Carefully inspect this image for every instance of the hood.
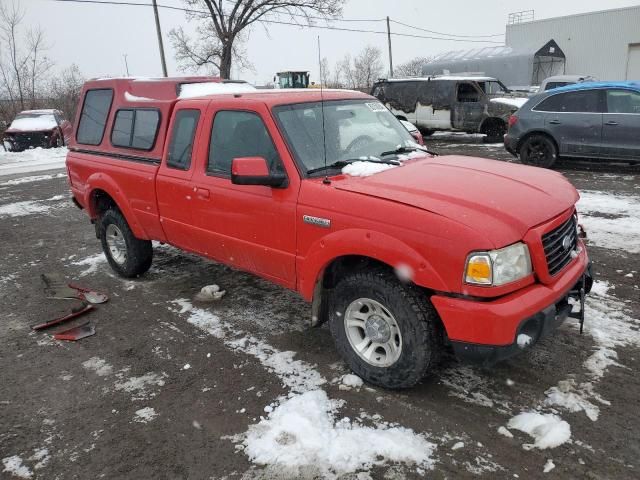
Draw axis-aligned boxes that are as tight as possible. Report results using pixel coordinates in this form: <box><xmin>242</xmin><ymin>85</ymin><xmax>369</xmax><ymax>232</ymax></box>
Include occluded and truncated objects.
<box><xmin>489</xmin><ymin>97</ymin><xmax>528</xmax><ymax>110</ymax></box>
<box><xmin>334</xmin><ymin>156</ymin><xmax>578</xmax><ymax>247</ymax></box>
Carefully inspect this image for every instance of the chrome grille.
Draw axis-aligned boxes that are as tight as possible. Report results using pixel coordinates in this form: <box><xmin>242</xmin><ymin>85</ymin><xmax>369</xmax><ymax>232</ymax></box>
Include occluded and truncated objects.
<box><xmin>542</xmin><ymin>215</ymin><xmax>578</xmax><ymax>276</ymax></box>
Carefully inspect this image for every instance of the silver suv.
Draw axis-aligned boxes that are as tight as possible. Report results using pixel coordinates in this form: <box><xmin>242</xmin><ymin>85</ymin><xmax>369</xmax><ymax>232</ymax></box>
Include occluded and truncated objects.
<box><xmin>505</xmin><ymin>82</ymin><xmax>640</xmax><ymax>168</ymax></box>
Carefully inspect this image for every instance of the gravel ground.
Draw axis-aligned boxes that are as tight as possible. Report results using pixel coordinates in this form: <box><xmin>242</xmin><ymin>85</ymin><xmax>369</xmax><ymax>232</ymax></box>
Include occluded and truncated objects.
<box><xmin>1</xmin><ymin>139</ymin><xmax>639</xmax><ymax>479</ymax></box>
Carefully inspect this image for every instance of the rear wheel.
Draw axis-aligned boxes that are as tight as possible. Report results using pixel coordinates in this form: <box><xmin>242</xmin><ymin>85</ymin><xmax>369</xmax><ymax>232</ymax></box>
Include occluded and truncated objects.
<box><xmin>99</xmin><ymin>209</ymin><xmax>152</xmax><ymax>278</ymax></box>
<box><xmin>328</xmin><ymin>270</ymin><xmax>442</xmax><ymax>389</ymax></box>
<box><xmin>482</xmin><ymin>120</ymin><xmax>506</xmax><ymax>143</ymax></box>
<box><xmin>519</xmin><ymin>134</ymin><xmax>558</xmax><ymax>168</ymax></box>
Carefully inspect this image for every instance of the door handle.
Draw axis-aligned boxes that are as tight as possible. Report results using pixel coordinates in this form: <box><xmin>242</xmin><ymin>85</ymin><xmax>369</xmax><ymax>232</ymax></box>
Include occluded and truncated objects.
<box><xmin>548</xmin><ymin>120</ymin><xmax>561</xmax><ymax>125</ymax></box>
<box><xmin>605</xmin><ymin>121</ymin><xmax>619</xmax><ymax>126</ymax></box>
<box><xmin>196</xmin><ymin>187</ymin><xmax>210</xmax><ymax>199</ymax></box>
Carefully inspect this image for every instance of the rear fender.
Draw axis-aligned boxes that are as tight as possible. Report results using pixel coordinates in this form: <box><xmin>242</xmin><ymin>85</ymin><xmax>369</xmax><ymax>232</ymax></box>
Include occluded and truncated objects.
<box><xmin>298</xmin><ymin>228</ymin><xmax>448</xmax><ymax>301</ymax></box>
<box><xmin>84</xmin><ymin>173</ymin><xmax>150</xmax><ymax>240</ymax></box>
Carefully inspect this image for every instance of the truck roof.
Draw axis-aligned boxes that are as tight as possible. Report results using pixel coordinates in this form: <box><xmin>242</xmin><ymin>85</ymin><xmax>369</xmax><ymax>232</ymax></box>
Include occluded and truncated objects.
<box><xmin>178</xmin><ymin>87</ymin><xmax>370</xmax><ymax>105</ymax></box>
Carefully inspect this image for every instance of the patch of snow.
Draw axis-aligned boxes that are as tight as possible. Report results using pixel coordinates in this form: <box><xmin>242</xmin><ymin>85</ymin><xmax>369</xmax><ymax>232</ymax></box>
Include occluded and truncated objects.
<box><xmin>451</xmin><ymin>441</ymin><xmax>464</xmax><ymax>450</ymax></box>
<box><xmin>243</xmin><ymin>390</ymin><xmax>436</xmax><ymax>477</ymax></box>
<box><xmin>124</xmin><ymin>92</ymin><xmax>155</xmax><ymax>102</ymax></box>
<box><xmin>498</xmin><ymin>426</ymin><xmax>513</xmax><ymax>438</ymax></box>
<box><xmin>507</xmin><ymin>412</ymin><xmax>571</xmax><ymax>450</ymax></box>
<box><xmin>543</xmin><ymin>459</ymin><xmax>555</xmax><ymax>473</ymax></box>
<box><xmin>115</xmin><ymin>373</ymin><xmax>166</xmax><ymax>400</ymax></box>
<box><xmin>341</xmin><ymin>161</ymin><xmax>397</xmax><ymax>177</ymax></box>
<box><xmin>0</xmin><ymin>173</ymin><xmax>66</xmax><ymax>186</ymax></box>
<box><xmin>82</xmin><ymin>357</ymin><xmax>113</xmax><ymax>376</ymax></box>
<box><xmin>134</xmin><ymin>407</ymin><xmax>158</xmax><ymax>423</ymax></box>
<box><xmin>0</xmin><ymin>200</ymin><xmax>51</xmax><ymax>217</ymax></box>
<box><xmin>29</xmin><ymin>448</ymin><xmax>49</xmax><ymax>470</ymax></box>
<box><xmin>178</xmin><ymin>82</ymin><xmax>256</xmax><ymax>99</ymax></box>
<box><xmin>394</xmin><ymin>263</ymin><xmax>414</xmax><ymax>283</ymax></box>
<box><xmin>183</xmin><ymin>364</ymin><xmax>191</xmax><ymax>370</ymax></box>
<box><xmin>578</xmin><ymin>191</ymin><xmax>640</xmax><ymax>253</ymax></box>
<box><xmin>543</xmin><ymin>379</ymin><xmax>605</xmax><ymax>422</ymax></box>
<box><xmin>490</xmin><ymin>97</ymin><xmax>528</xmax><ymax>109</ymax></box>
<box><xmin>71</xmin><ymin>253</ymin><xmax>107</xmax><ymax>277</ymax></box>
<box><xmin>517</xmin><ymin>334</ymin><xmax>532</xmax><ymax>348</ymax></box>
<box><xmin>2</xmin><ymin>456</ymin><xmax>32</xmax><ymax>478</ymax></box>
<box><xmin>506</xmin><ymin>379</ymin><xmax>515</xmax><ymax>386</ymax></box>
<box><xmin>9</xmin><ymin>114</ymin><xmax>57</xmax><ymax>131</ymax></box>
<box><xmin>440</xmin><ymin>366</ymin><xmax>511</xmax><ymax>413</ymax></box>
<box><xmin>341</xmin><ymin>374</ymin><xmax>363</xmax><ymax>389</ymax></box>
<box><xmin>0</xmin><ymin>147</ymin><xmax>67</xmax><ymax>176</ymax></box>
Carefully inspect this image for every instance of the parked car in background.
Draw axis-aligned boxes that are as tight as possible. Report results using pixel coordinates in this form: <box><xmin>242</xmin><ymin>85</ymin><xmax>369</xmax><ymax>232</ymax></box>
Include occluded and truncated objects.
<box><xmin>399</xmin><ymin>119</ymin><xmax>424</xmax><ymax>145</ymax></box>
<box><xmin>2</xmin><ymin>109</ymin><xmax>73</xmax><ymax>152</ymax></box>
<box><xmin>539</xmin><ymin>75</ymin><xmax>596</xmax><ymax>92</ymax></box>
<box><xmin>505</xmin><ymin>81</ymin><xmax>640</xmax><ymax>168</ymax></box>
<box><xmin>371</xmin><ymin>76</ymin><xmax>527</xmax><ymax>142</ymax></box>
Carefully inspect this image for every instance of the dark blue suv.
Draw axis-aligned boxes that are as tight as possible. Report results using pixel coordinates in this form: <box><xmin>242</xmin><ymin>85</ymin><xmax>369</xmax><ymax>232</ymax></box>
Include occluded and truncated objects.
<box><xmin>505</xmin><ymin>82</ymin><xmax>640</xmax><ymax>168</ymax></box>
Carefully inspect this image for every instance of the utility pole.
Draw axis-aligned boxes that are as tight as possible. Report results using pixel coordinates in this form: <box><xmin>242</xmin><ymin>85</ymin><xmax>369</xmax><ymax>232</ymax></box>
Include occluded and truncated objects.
<box><xmin>123</xmin><ymin>54</ymin><xmax>130</xmax><ymax>76</ymax></box>
<box><xmin>386</xmin><ymin>16</ymin><xmax>393</xmax><ymax>78</ymax></box>
<box><xmin>151</xmin><ymin>0</ymin><xmax>168</xmax><ymax>77</ymax></box>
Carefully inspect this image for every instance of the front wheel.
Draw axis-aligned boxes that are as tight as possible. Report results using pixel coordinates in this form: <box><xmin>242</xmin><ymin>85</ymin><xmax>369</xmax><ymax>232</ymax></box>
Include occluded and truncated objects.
<box><xmin>519</xmin><ymin>134</ymin><xmax>558</xmax><ymax>168</ymax></box>
<box><xmin>328</xmin><ymin>270</ymin><xmax>442</xmax><ymax>389</ymax></box>
<box><xmin>99</xmin><ymin>209</ymin><xmax>153</xmax><ymax>278</ymax></box>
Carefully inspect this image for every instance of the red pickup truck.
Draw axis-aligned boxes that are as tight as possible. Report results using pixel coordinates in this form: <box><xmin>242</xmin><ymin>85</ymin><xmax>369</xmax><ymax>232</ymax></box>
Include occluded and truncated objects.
<box><xmin>66</xmin><ymin>77</ymin><xmax>592</xmax><ymax>388</ymax></box>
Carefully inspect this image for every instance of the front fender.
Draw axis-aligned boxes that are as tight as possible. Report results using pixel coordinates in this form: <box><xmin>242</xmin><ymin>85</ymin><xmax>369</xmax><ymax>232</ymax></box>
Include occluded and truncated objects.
<box><xmin>297</xmin><ymin>228</ymin><xmax>448</xmax><ymax>301</ymax></box>
<box><xmin>83</xmin><ymin>172</ymin><xmax>150</xmax><ymax>240</ymax></box>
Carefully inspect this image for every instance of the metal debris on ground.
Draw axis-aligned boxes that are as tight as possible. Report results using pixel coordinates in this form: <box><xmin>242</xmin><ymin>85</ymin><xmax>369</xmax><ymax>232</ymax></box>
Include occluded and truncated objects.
<box><xmin>53</xmin><ymin>321</ymin><xmax>96</xmax><ymax>341</ymax></box>
<box><xmin>41</xmin><ymin>272</ymin><xmax>109</xmax><ymax>304</ymax></box>
<box><xmin>31</xmin><ymin>302</ymin><xmax>94</xmax><ymax>331</ymax></box>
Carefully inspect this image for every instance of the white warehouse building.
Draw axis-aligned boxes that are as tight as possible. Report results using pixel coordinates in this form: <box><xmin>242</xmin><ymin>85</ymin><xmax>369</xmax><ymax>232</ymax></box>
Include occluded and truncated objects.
<box><xmin>505</xmin><ymin>6</ymin><xmax>640</xmax><ymax>81</ymax></box>
<box><xmin>423</xmin><ymin>6</ymin><xmax>640</xmax><ymax>86</ymax></box>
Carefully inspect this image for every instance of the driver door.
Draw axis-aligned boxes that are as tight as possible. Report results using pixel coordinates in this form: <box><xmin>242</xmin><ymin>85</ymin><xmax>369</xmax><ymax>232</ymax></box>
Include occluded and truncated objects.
<box><xmin>190</xmin><ymin>101</ymin><xmax>299</xmax><ymax>288</ymax></box>
<box><xmin>453</xmin><ymin>82</ymin><xmax>485</xmax><ymax>131</ymax></box>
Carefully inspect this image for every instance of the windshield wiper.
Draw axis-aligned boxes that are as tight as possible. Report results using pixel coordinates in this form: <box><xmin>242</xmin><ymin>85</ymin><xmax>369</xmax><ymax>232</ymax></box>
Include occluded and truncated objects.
<box><xmin>379</xmin><ymin>145</ymin><xmax>439</xmax><ymax>157</ymax></box>
<box><xmin>307</xmin><ymin>158</ymin><xmax>400</xmax><ymax>175</ymax></box>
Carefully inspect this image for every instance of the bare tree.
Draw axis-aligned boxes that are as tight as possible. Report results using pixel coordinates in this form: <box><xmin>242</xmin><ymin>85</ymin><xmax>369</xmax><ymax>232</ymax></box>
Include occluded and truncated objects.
<box><xmin>172</xmin><ymin>0</ymin><xmax>344</xmax><ymax>79</ymax></box>
<box><xmin>48</xmin><ymin>64</ymin><xmax>85</xmax><ymax>121</ymax></box>
<box><xmin>0</xmin><ymin>1</ymin><xmax>53</xmax><ymax>111</ymax></box>
<box><xmin>395</xmin><ymin>56</ymin><xmax>433</xmax><ymax>77</ymax></box>
<box><xmin>338</xmin><ymin>46</ymin><xmax>383</xmax><ymax>91</ymax></box>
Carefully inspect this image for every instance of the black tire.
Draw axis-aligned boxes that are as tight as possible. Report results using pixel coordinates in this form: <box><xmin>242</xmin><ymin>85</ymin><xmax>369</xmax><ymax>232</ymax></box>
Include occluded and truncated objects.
<box><xmin>99</xmin><ymin>209</ymin><xmax>152</xmax><ymax>278</ymax></box>
<box><xmin>519</xmin><ymin>134</ymin><xmax>558</xmax><ymax>168</ymax></box>
<box><xmin>328</xmin><ymin>270</ymin><xmax>442</xmax><ymax>389</ymax></box>
<box><xmin>482</xmin><ymin>120</ymin><xmax>506</xmax><ymax>143</ymax></box>
<box><xmin>418</xmin><ymin>128</ymin><xmax>435</xmax><ymax>137</ymax></box>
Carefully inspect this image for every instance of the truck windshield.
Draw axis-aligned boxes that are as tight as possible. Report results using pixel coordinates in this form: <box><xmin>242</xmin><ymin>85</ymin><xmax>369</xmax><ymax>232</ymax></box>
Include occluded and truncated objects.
<box><xmin>273</xmin><ymin>100</ymin><xmax>417</xmax><ymax>175</ymax></box>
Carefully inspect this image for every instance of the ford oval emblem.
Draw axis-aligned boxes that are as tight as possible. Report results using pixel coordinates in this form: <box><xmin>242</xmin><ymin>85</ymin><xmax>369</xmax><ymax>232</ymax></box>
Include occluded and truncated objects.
<box><xmin>562</xmin><ymin>235</ymin><xmax>572</xmax><ymax>250</ymax></box>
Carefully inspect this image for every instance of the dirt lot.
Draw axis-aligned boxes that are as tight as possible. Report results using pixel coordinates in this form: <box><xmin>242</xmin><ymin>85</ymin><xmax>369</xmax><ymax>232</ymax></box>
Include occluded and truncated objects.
<box><xmin>1</xmin><ymin>140</ymin><xmax>639</xmax><ymax>479</ymax></box>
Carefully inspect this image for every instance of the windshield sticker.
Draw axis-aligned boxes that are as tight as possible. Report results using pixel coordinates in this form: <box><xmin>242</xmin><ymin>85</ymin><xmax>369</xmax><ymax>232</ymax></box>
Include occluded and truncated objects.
<box><xmin>365</xmin><ymin>102</ymin><xmax>387</xmax><ymax>112</ymax></box>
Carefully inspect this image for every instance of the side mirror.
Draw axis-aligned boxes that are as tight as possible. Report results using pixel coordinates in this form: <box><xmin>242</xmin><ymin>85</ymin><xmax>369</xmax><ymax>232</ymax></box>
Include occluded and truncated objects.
<box><xmin>231</xmin><ymin>157</ymin><xmax>287</xmax><ymax>188</ymax></box>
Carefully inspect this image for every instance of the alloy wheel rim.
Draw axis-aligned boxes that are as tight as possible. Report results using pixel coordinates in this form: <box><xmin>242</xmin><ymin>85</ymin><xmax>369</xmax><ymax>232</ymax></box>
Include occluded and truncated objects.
<box><xmin>344</xmin><ymin>298</ymin><xmax>403</xmax><ymax>367</ymax></box>
<box><xmin>105</xmin><ymin>224</ymin><xmax>127</xmax><ymax>265</ymax></box>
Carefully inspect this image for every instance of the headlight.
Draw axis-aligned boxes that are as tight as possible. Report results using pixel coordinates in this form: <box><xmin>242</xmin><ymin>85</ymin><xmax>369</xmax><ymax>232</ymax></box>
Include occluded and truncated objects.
<box><xmin>465</xmin><ymin>243</ymin><xmax>532</xmax><ymax>286</ymax></box>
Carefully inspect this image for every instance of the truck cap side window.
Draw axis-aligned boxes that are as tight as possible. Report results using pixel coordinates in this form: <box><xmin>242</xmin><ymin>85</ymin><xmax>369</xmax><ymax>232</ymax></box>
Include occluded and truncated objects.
<box><xmin>111</xmin><ymin>109</ymin><xmax>160</xmax><ymax>151</ymax></box>
<box><xmin>208</xmin><ymin>111</ymin><xmax>281</xmax><ymax>177</ymax></box>
<box><xmin>77</xmin><ymin>89</ymin><xmax>113</xmax><ymax>145</ymax></box>
<box><xmin>167</xmin><ymin>109</ymin><xmax>200</xmax><ymax>170</ymax></box>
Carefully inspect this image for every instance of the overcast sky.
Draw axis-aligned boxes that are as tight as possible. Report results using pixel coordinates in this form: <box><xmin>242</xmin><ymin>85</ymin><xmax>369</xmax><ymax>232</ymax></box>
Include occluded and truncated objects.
<box><xmin>20</xmin><ymin>0</ymin><xmax>640</xmax><ymax>84</ymax></box>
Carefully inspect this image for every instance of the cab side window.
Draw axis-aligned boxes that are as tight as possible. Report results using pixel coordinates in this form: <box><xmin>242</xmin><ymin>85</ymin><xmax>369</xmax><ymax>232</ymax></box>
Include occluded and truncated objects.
<box><xmin>167</xmin><ymin>109</ymin><xmax>200</xmax><ymax>170</ymax></box>
<box><xmin>457</xmin><ymin>83</ymin><xmax>480</xmax><ymax>103</ymax></box>
<box><xmin>111</xmin><ymin>109</ymin><xmax>160</xmax><ymax>150</ymax></box>
<box><xmin>208</xmin><ymin>111</ymin><xmax>281</xmax><ymax>176</ymax></box>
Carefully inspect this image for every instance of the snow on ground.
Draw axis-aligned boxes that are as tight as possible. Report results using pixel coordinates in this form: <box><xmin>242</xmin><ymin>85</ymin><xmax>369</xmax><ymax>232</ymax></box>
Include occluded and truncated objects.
<box><xmin>134</xmin><ymin>407</ymin><xmax>158</xmax><ymax>423</ymax></box>
<box><xmin>172</xmin><ymin>299</ymin><xmax>437</xmax><ymax>476</ymax></box>
<box><xmin>543</xmin><ymin>459</ymin><xmax>556</xmax><ymax>473</ymax></box>
<box><xmin>0</xmin><ymin>200</ymin><xmax>52</xmax><ymax>218</ymax></box>
<box><xmin>243</xmin><ymin>390</ymin><xmax>436</xmax><ymax>477</ymax></box>
<box><xmin>341</xmin><ymin>161</ymin><xmax>398</xmax><ymax>177</ymax></box>
<box><xmin>71</xmin><ymin>254</ymin><xmax>107</xmax><ymax>277</ymax></box>
<box><xmin>0</xmin><ymin>172</ymin><xmax>66</xmax><ymax>186</ymax></box>
<box><xmin>114</xmin><ymin>373</ymin><xmax>166</xmax><ymax>401</ymax></box>
<box><xmin>578</xmin><ymin>190</ymin><xmax>640</xmax><ymax>253</ymax></box>
<box><xmin>507</xmin><ymin>412</ymin><xmax>571</xmax><ymax>450</ymax></box>
<box><xmin>0</xmin><ymin>147</ymin><xmax>67</xmax><ymax>176</ymax></box>
<box><xmin>2</xmin><ymin>455</ymin><xmax>32</xmax><ymax>479</ymax></box>
<box><xmin>82</xmin><ymin>357</ymin><xmax>113</xmax><ymax>377</ymax></box>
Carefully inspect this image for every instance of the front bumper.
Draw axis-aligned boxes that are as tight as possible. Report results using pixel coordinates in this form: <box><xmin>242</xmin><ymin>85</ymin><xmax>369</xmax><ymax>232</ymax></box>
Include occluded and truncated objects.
<box><xmin>431</xmin><ymin>248</ymin><xmax>591</xmax><ymax>365</ymax></box>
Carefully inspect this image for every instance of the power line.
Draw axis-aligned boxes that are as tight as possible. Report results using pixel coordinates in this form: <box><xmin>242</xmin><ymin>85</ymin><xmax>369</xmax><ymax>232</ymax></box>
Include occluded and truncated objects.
<box><xmin>390</xmin><ymin>19</ymin><xmax>504</xmax><ymax>39</ymax></box>
<box><xmin>49</xmin><ymin>0</ymin><xmax>504</xmax><ymax>43</ymax></box>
